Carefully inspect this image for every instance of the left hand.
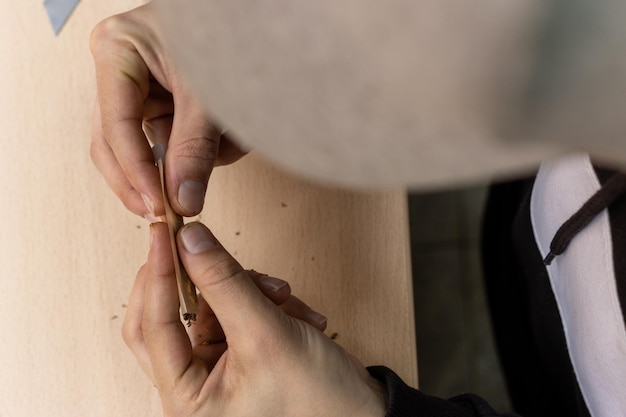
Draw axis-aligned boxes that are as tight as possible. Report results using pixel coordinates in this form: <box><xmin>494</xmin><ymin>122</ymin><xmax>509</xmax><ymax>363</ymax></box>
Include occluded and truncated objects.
<box><xmin>90</xmin><ymin>4</ymin><xmax>246</xmax><ymax>220</ymax></box>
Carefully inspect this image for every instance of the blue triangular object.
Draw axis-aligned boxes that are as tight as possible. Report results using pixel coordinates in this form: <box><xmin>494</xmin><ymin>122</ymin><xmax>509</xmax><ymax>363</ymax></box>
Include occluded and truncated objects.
<box><xmin>44</xmin><ymin>0</ymin><xmax>80</xmax><ymax>35</ymax></box>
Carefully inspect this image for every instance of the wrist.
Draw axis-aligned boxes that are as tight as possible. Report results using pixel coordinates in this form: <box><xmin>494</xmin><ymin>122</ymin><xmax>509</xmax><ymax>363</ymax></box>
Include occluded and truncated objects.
<box><xmin>363</xmin><ymin>375</ymin><xmax>388</xmax><ymax>417</ymax></box>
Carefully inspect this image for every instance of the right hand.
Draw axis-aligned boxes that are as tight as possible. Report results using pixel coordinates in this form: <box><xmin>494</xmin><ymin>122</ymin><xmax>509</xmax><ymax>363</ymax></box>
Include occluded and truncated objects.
<box><xmin>90</xmin><ymin>3</ymin><xmax>246</xmax><ymax>221</ymax></box>
<box><xmin>126</xmin><ymin>222</ymin><xmax>388</xmax><ymax>417</ymax></box>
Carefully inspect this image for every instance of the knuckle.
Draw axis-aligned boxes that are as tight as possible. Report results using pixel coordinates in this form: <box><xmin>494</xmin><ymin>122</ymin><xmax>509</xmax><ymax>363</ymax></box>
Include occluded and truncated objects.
<box><xmin>171</xmin><ymin>382</ymin><xmax>203</xmax><ymax>412</ymax></box>
<box><xmin>195</xmin><ymin>254</ymin><xmax>243</xmax><ymax>292</ymax></box>
<box><xmin>104</xmin><ymin>117</ymin><xmax>143</xmax><ymax>146</ymax></box>
<box><xmin>171</xmin><ymin>135</ymin><xmax>220</xmax><ymax>166</ymax></box>
<box><xmin>89</xmin><ymin>136</ymin><xmax>108</xmax><ymax>166</ymax></box>
<box><xmin>121</xmin><ymin>319</ymin><xmax>142</xmax><ymax>348</ymax></box>
<box><xmin>117</xmin><ymin>185</ymin><xmax>144</xmax><ymax>216</ymax></box>
<box><xmin>120</xmin><ymin>190</ymin><xmax>138</xmax><ymax>212</ymax></box>
<box><xmin>90</xmin><ymin>16</ymin><xmax>124</xmax><ymax>55</ymax></box>
<box><xmin>247</xmin><ymin>317</ymin><xmax>298</xmax><ymax>362</ymax></box>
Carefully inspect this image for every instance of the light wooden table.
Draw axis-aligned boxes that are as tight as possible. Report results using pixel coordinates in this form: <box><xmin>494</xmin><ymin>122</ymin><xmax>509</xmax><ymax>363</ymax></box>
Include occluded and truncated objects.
<box><xmin>0</xmin><ymin>1</ymin><xmax>417</xmax><ymax>415</ymax></box>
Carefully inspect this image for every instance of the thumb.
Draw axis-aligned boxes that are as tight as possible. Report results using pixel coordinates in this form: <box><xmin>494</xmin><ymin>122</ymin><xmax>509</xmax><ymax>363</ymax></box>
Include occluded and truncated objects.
<box><xmin>177</xmin><ymin>222</ymin><xmax>279</xmax><ymax>344</ymax></box>
<box><xmin>166</xmin><ymin>91</ymin><xmax>220</xmax><ymax>216</ymax></box>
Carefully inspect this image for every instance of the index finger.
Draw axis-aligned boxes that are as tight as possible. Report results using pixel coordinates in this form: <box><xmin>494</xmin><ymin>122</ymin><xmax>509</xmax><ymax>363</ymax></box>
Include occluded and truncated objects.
<box><xmin>90</xmin><ymin>19</ymin><xmax>164</xmax><ymax>217</ymax></box>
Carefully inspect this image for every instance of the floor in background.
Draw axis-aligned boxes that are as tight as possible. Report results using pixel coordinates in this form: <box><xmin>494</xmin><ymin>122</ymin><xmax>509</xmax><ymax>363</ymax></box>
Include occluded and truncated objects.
<box><xmin>409</xmin><ymin>186</ymin><xmax>512</xmax><ymax>413</ymax></box>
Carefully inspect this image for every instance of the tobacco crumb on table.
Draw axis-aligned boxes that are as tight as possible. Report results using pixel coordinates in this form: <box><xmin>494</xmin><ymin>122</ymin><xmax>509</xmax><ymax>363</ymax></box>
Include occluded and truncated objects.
<box><xmin>311</xmin><ymin>256</ymin><xmax>315</xmax><ymax>261</ymax></box>
<box><xmin>281</xmin><ymin>202</ymin><xmax>287</xmax><ymax>208</ymax></box>
<box><xmin>111</xmin><ymin>315</ymin><xmax>118</xmax><ymax>320</ymax></box>
<box><xmin>235</xmin><ymin>231</ymin><xmax>241</xmax><ymax>236</ymax></box>
<box><xmin>330</xmin><ymin>332</ymin><xmax>338</xmax><ymax>340</ymax></box>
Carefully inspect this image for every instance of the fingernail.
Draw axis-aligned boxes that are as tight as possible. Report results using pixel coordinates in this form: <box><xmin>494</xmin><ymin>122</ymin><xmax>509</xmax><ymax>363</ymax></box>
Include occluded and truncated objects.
<box><xmin>144</xmin><ymin>213</ymin><xmax>165</xmax><ymax>223</ymax></box>
<box><xmin>306</xmin><ymin>310</ymin><xmax>328</xmax><ymax>328</ymax></box>
<box><xmin>259</xmin><ymin>276</ymin><xmax>289</xmax><ymax>292</ymax></box>
<box><xmin>141</xmin><ymin>193</ymin><xmax>155</xmax><ymax>216</ymax></box>
<box><xmin>178</xmin><ymin>181</ymin><xmax>206</xmax><ymax>214</ymax></box>
<box><xmin>180</xmin><ymin>223</ymin><xmax>216</xmax><ymax>254</ymax></box>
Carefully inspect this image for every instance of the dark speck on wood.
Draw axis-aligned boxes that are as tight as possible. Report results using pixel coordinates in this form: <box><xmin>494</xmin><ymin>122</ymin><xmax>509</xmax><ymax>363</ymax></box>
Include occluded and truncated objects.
<box><xmin>330</xmin><ymin>333</ymin><xmax>338</xmax><ymax>340</ymax></box>
<box><xmin>281</xmin><ymin>202</ymin><xmax>287</xmax><ymax>207</ymax></box>
<box><xmin>136</xmin><ymin>225</ymin><xmax>141</xmax><ymax>229</ymax></box>
<box><xmin>235</xmin><ymin>231</ymin><xmax>241</xmax><ymax>236</ymax></box>
<box><xmin>111</xmin><ymin>315</ymin><xmax>118</xmax><ymax>320</ymax></box>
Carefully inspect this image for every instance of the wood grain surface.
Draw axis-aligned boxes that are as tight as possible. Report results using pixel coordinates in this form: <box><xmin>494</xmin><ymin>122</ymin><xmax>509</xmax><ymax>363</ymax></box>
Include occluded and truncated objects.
<box><xmin>0</xmin><ymin>1</ymin><xmax>416</xmax><ymax>416</ymax></box>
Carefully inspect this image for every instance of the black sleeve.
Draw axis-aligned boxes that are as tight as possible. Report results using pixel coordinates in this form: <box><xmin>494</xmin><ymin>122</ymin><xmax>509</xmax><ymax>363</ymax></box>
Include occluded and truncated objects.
<box><xmin>368</xmin><ymin>366</ymin><xmax>521</xmax><ymax>417</ymax></box>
